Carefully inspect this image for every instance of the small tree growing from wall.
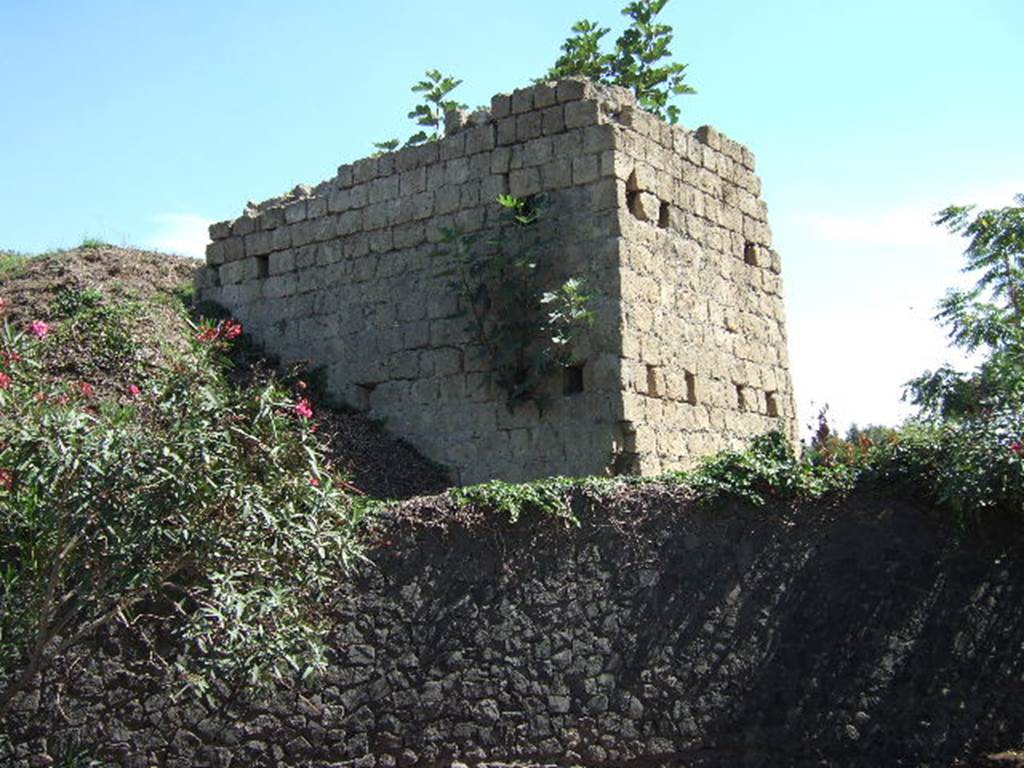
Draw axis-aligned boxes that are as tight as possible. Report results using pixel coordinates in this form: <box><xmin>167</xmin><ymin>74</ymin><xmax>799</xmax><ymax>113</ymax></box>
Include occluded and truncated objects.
<box><xmin>546</xmin><ymin>0</ymin><xmax>695</xmax><ymax>124</ymax></box>
<box><xmin>374</xmin><ymin>69</ymin><xmax>467</xmax><ymax>154</ymax></box>
<box><xmin>436</xmin><ymin>195</ymin><xmax>594</xmax><ymax>411</ymax></box>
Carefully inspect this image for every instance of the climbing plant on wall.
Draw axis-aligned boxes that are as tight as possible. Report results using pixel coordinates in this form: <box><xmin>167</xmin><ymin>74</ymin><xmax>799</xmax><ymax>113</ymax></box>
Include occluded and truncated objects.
<box><xmin>437</xmin><ymin>195</ymin><xmax>594</xmax><ymax>411</ymax></box>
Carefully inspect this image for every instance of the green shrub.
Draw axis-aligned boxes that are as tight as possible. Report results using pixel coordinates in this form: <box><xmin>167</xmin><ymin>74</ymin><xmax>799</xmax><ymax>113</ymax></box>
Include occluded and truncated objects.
<box><xmin>437</xmin><ymin>195</ymin><xmax>594</xmax><ymax>411</ymax></box>
<box><xmin>50</xmin><ymin>287</ymin><xmax>104</xmax><ymax>319</ymax></box>
<box><xmin>0</xmin><ymin>298</ymin><xmax>363</xmax><ymax>714</ymax></box>
<box><xmin>546</xmin><ymin>0</ymin><xmax>695</xmax><ymax>123</ymax></box>
<box><xmin>872</xmin><ymin>410</ymin><xmax>1024</xmax><ymax>521</ymax></box>
<box><xmin>451</xmin><ymin>477</ymin><xmax>582</xmax><ymax>524</ymax></box>
<box><xmin>680</xmin><ymin>431</ymin><xmax>858</xmax><ymax>508</ymax></box>
<box><xmin>78</xmin><ymin>237</ymin><xmax>110</xmax><ymax>249</ymax></box>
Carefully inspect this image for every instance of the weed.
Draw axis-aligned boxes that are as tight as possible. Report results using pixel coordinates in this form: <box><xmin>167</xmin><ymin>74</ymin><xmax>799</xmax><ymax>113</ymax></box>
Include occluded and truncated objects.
<box><xmin>0</xmin><ymin>250</ymin><xmax>30</xmax><ymax>278</ymax></box>
<box><xmin>50</xmin><ymin>287</ymin><xmax>104</xmax><ymax>318</ymax></box>
<box><xmin>452</xmin><ymin>477</ymin><xmax>582</xmax><ymax>524</ymax></box>
<box><xmin>373</xmin><ymin>69</ymin><xmax>466</xmax><ymax>152</ymax></box>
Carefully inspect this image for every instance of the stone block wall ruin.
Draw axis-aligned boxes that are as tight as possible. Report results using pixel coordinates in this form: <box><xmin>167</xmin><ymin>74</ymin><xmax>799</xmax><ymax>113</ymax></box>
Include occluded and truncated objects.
<box><xmin>195</xmin><ymin>79</ymin><xmax>797</xmax><ymax>483</ymax></box>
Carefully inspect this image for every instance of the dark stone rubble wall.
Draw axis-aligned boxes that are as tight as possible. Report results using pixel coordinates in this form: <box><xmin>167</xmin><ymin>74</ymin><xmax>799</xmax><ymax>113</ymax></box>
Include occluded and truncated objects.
<box><xmin>4</xmin><ymin>488</ymin><xmax>1024</xmax><ymax>767</ymax></box>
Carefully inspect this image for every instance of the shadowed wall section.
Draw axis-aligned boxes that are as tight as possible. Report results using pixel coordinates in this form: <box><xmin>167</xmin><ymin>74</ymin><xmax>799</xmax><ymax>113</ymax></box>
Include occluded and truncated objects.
<box><xmin>6</xmin><ymin>491</ymin><xmax>1024</xmax><ymax>766</ymax></box>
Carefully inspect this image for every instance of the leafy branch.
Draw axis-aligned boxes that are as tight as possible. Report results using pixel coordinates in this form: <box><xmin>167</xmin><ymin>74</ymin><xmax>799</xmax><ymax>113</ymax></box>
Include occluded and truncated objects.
<box><xmin>373</xmin><ymin>69</ymin><xmax>466</xmax><ymax>154</ymax></box>
<box><xmin>546</xmin><ymin>0</ymin><xmax>694</xmax><ymax>124</ymax></box>
<box><xmin>906</xmin><ymin>193</ymin><xmax>1024</xmax><ymax>418</ymax></box>
<box><xmin>436</xmin><ymin>195</ymin><xmax>594</xmax><ymax>411</ymax></box>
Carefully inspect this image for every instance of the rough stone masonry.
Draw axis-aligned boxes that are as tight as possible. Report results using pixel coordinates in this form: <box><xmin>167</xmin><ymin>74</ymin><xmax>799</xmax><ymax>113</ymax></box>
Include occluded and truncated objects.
<box><xmin>7</xmin><ymin>491</ymin><xmax>1024</xmax><ymax>766</ymax></box>
<box><xmin>195</xmin><ymin>78</ymin><xmax>797</xmax><ymax>483</ymax></box>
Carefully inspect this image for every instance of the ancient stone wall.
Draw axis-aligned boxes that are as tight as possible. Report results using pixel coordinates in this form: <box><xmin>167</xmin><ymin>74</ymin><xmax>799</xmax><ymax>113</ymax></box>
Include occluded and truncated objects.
<box><xmin>195</xmin><ymin>79</ymin><xmax>796</xmax><ymax>483</ymax></box>
<box><xmin>605</xmin><ymin>108</ymin><xmax>794</xmax><ymax>475</ymax></box>
<box><xmin>6</xmin><ymin>491</ymin><xmax>1024</xmax><ymax>766</ymax></box>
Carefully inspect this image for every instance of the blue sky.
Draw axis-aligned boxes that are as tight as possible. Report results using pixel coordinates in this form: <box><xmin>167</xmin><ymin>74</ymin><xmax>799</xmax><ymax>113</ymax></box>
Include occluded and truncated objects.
<box><xmin>1</xmin><ymin>0</ymin><xmax>1021</xmax><ymax>435</ymax></box>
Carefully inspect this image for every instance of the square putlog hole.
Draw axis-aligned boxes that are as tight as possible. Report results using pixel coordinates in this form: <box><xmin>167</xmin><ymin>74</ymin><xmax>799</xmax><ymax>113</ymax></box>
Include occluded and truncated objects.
<box><xmin>658</xmin><ymin>201</ymin><xmax>670</xmax><ymax>229</ymax></box>
<box><xmin>255</xmin><ymin>254</ymin><xmax>269</xmax><ymax>278</ymax></box>
<box><xmin>684</xmin><ymin>371</ymin><xmax>697</xmax><ymax>405</ymax></box>
<box><xmin>735</xmin><ymin>383</ymin><xmax>748</xmax><ymax>411</ymax></box>
<box><xmin>743</xmin><ymin>241</ymin><xmax>758</xmax><ymax>266</ymax></box>
<box><xmin>563</xmin><ymin>364</ymin><xmax>584</xmax><ymax>395</ymax></box>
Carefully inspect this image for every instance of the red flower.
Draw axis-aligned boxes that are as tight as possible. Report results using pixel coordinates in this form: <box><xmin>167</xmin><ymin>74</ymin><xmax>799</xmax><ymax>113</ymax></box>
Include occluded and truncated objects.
<box><xmin>0</xmin><ymin>298</ymin><xmax>6</xmax><ymax>314</ymax></box>
<box><xmin>0</xmin><ymin>469</ymin><xmax>12</xmax><ymax>491</ymax></box>
<box><xmin>78</xmin><ymin>381</ymin><xmax>95</xmax><ymax>398</ymax></box>
<box><xmin>310</xmin><ymin>475</ymin><xmax>320</xmax><ymax>487</ymax></box>
<box><xmin>1011</xmin><ymin>442</ymin><xmax>1024</xmax><ymax>456</ymax></box>
<box><xmin>294</xmin><ymin>398</ymin><xmax>313</xmax><ymax>419</ymax></box>
<box><xmin>30</xmin><ymin>320</ymin><xmax>50</xmax><ymax>339</ymax></box>
<box><xmin>220</xmin><ymin>320</ymin><xmax>243</xmax><ymax>340</ymax></box>
<box><xmin>0</xmin><ymin>372</ymin><xmax>10</xmax><ymax>390</ymax></box>
<box><xmin>196</xmin><ymin>319</ymin><xmax>242</xmax><ymax>343</ymax></box>
<box><xmin>35</xmin><ymin>391</ymin><xmax>46</xmax><ymax>403</ymax></box>
<box><xmin>128</xmin><ymin>384</ymin><xmax>141</xmax><ymax>397</ymax></box>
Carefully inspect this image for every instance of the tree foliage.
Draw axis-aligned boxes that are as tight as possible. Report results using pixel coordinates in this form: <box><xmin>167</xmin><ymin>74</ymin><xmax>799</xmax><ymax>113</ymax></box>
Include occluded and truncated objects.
<box><xmin>907</xmin><ymin>193</ymin><xmax>1024</xmax><ymax>417</ymax></box>
<box><xmin>546</xmin><ymin>0</ymin><xmax>695</xmax><ymax>123</ymax></box>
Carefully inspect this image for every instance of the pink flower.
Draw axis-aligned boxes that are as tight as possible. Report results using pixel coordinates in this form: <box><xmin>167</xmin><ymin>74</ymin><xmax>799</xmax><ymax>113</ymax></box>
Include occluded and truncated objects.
<box><xmin>294</xmin><ymin>398</ymin><xmax>313</xmax><ymax>419</ymax></box>
<box><xmin>310</xmin><ymin>475</ymin><xmax>320</xmax><ymax>487</ymax></box>
<box><xmin>35</xmin><ymin>391</ymin><xmax>46</xmax><ymax>403</ymax></box>
<box><xmin>0</xmin><ymin>469</ymin><xmax>12</xmax><ymax>491</ymax></box>
<box><xmin>0</xmin><ymin>298</ymin><xmax>6</xmax><ymax>314</ymax></box>
<box><xmin>0</xmin><ymin>372</ymin><xmax>10</xmax><ymax>390</ymax></box>
<box><xmin>128</xmin><ymin>384</ymin><xmax>141</xmax><ymax>397</ymax></box>
<box><xmin>1011</xmin><ymin>442</ymin><xmax>1024</xmax><ymax>456</ymax></box>
<box><xmin>30</xmin><ymin>320</ymin><xmax>50</xmax><ymax>339</ymax></box>
<box><xmin>78</xmin><ymin>381</ymin><xmax>95</xmax><ymax>398</ymax></box>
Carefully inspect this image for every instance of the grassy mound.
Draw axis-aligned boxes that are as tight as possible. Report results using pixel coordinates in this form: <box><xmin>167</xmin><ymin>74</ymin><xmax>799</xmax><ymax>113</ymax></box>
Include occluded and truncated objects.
<box><xmin>0</xmin><ymin>244</ymin><xmax>450</xmax><ymax>499</ymax></box>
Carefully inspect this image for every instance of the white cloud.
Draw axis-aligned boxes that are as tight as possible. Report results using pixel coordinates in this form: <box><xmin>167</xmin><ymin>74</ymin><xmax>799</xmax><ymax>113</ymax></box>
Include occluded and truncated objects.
<box><xmin>800</xmin><ymin>184</ymin><xmax>1020</xmax><ymax>247</ymax></box>
<box><xmin>144</xmin><ymin>213</ymin><xmax>213</xmax><ymax>258</ymax></box>
<box><xmin>788</xmin><ymin>302</ymin><xmax>981</xmax><ymax>440</ymax></box>
<box><xmin>806</xmin><ymin>207</ymin><xmax>949</xmax><ymax>247</ymax></box>
<box><xmin>783</xmin><ymin>183</ymin><xmax>1019</xmax><ymax>438</ymax></box>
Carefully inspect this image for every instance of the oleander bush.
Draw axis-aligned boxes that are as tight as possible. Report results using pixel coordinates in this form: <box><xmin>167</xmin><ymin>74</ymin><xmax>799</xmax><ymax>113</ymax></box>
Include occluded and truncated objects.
<box><xmin>0</xmin><ymin>292</ymin><xmax>363</xmax><ymax>715</ymax></box>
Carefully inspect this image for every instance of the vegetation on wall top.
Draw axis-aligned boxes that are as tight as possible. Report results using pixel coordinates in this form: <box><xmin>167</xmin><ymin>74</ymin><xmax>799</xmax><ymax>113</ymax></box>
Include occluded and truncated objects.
<box><xmin>546</xmin><ymin>0</ymin><xmax>695</xmax><ymax>124</ymax></box>
<box><xmin>373</xmin><ymin>0</ymin><xmax>694</xmax><ymax>154</ymax></box>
